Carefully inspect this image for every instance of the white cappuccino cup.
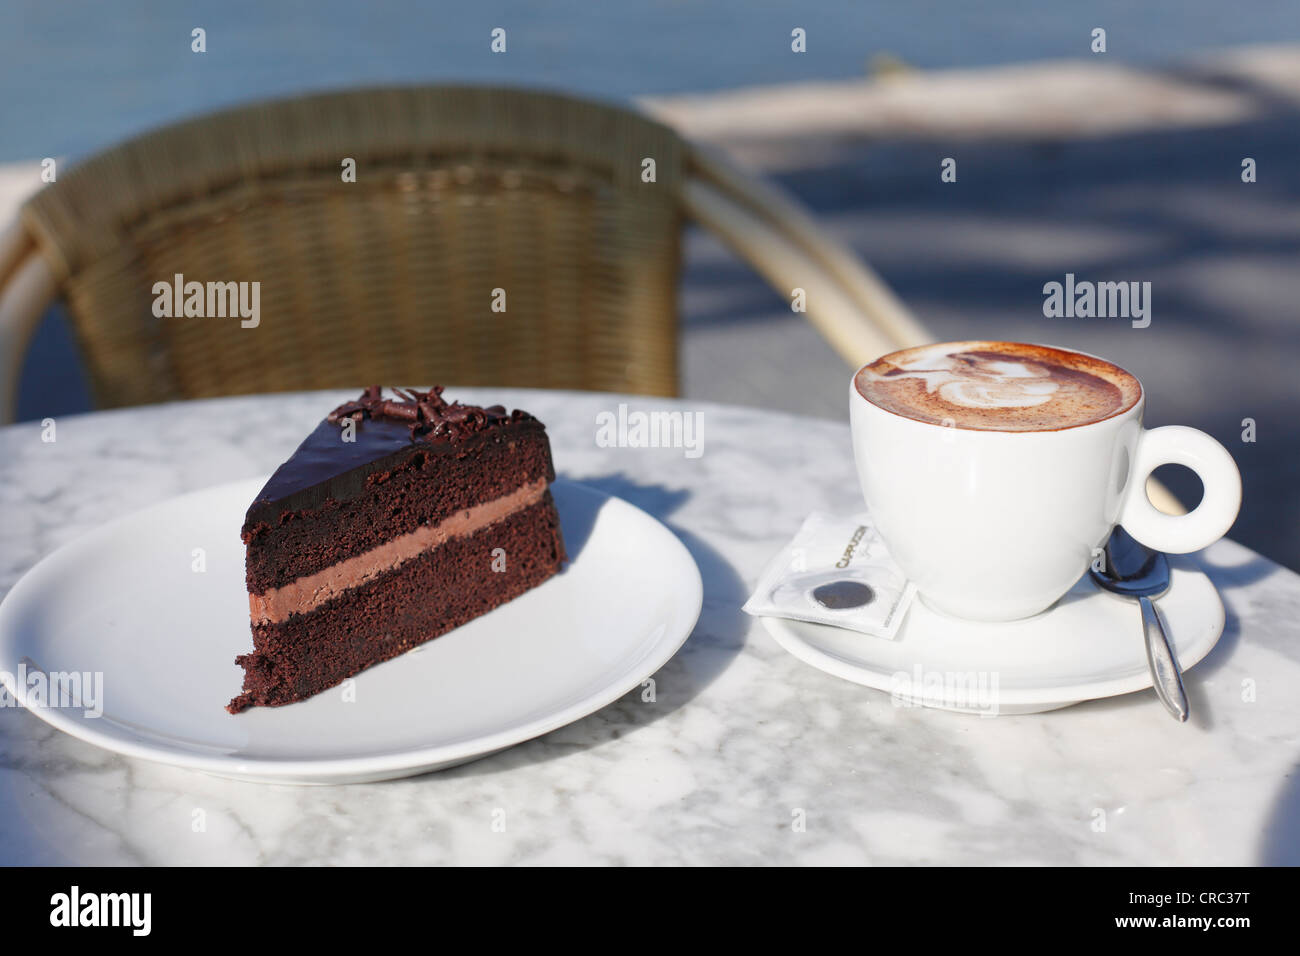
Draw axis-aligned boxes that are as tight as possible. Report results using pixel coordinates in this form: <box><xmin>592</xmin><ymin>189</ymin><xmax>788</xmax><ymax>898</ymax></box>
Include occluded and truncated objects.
<box><xmin>851</xmin><ymin>341</ymin><xmax>1241</xmax><ymax>622</ymax></box>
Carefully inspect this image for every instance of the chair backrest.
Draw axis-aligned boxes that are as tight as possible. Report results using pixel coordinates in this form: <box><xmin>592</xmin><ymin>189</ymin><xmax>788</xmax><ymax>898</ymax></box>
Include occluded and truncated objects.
<box><xmin>20</xmin><ymin>86</ymin><xmax>686</xmax><ymax>408</ymax></box>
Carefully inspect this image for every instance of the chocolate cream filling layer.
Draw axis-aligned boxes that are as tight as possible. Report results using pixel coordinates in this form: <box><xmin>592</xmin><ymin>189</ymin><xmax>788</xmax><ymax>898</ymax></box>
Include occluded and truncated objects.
<box><xmin>249</xmin><ymin>479</ymin><xmax>549</xmax><ymax>625</ymax></box>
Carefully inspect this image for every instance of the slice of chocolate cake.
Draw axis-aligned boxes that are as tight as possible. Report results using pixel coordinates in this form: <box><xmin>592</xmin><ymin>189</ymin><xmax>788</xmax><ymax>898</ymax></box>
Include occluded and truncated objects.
<box><xmin>228</xmin><ymin>386</ymin><xmax>566</xmax><ymax>713</ymax></box>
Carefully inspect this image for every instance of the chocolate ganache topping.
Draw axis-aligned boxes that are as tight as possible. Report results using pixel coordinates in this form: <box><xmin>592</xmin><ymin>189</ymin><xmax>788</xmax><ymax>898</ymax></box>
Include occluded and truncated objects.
<box><xmin>327</xmin><ymin>386</ymin><xmax>524</xmax><ymax>441</ymax></box>
<box><xmin>244</xmin><ymin>387</ymin><xmax>544</xmax><ymax>530</ymax></box>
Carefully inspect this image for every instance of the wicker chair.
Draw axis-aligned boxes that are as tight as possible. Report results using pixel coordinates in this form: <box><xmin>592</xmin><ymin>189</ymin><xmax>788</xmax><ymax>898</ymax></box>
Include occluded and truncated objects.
<box><xmin>0</xmin><ymin>85</ymin><xmax>928</xmax><ymax>421</ymax></box>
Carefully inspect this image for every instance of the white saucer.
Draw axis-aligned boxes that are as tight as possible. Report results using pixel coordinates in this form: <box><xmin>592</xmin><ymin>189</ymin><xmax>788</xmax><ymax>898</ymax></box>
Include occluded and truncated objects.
<box><xmin>762</xmin><ymin>560</ymin><xmax>1224</xmax><ymax>715</ymax></box>
<box><xmin>0</xmin><ymin>478</ymin><xmax>702</xmax><ymax>783</ymax></box>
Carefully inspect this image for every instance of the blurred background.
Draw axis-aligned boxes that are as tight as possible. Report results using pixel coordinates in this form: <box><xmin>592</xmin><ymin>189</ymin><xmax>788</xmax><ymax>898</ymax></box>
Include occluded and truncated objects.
<box><xmin>2</xmin><ymin>0</ymin><xmax>1297</xmax><ymax>567</ymax></box>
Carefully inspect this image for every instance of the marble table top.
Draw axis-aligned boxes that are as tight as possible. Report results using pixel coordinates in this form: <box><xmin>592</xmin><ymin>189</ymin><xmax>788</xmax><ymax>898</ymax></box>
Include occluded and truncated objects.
<box><xmin>2</xmin><ymin>389</ymin><xmax>1297</xmax><ymax>865</ymax></box>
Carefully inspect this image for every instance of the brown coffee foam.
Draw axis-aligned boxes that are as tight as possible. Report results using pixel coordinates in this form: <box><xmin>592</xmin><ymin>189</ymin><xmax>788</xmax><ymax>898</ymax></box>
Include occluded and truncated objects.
<box><xmin>855</xmin><ymin>341</ymin><xmax>1142</xmax><ymax>432</ymax></box>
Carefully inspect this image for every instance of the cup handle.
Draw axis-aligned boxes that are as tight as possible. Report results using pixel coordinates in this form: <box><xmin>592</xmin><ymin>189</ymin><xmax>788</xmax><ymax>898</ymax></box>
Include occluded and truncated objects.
<box><xmin>1118</xmin><ymin>426</ymin><xmax>1242</xmax><ymax>554</ymax></box>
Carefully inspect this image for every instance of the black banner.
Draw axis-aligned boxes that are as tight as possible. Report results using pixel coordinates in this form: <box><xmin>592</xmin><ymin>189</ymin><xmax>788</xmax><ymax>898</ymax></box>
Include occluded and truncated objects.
<box><xmin>0</xmin><ymin>865</ymin><xmax>1282</xmax><ymax>940</ymax></box>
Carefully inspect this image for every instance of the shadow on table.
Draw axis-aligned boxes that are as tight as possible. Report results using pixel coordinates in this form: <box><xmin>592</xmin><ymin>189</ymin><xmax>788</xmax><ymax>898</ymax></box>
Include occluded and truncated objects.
<box><xmin>412</xmin><ymin>471</ymin><xmax>749</xmax><ymax>782</ymax></box>
<box><xmin>1193</xmin><ymin>546</ymin><xmax>1296</xmax><ymax>682</ymax></box>
<box><xmin>1260</xmin><ymin>761</ymin><xmax>1300</xmax><ymax>865</ymax></box>
<box><xmin>1207</xmin><ymin>551</ymin><xmax>1300</xmax><ymax>864</ymax></box>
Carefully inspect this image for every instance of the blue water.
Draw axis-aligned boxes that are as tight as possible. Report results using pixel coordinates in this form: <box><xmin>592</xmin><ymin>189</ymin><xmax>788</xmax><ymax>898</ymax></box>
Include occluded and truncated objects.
<box><xmin>3</xmin><ymin>0</ymin><xmax>1299</xmax><ymax>162</ymax></box>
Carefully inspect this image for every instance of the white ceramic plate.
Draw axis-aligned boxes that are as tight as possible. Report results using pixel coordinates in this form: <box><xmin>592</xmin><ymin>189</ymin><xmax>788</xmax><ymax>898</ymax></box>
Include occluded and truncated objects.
<box><xmin>763</xmin><ymin>561</ymin><xmax>1224</xmax><ymax>715</ymax></box>
<box><xmin>0</xmin><ymin>478</ymin><xmax>702</xmax><ymax>783</ymax></box>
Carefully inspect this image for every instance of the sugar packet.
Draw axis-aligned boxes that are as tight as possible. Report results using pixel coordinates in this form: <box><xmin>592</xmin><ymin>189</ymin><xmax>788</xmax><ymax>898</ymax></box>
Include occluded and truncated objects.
<box><xmin>743</xmin><ymin>511</ymin><xmax>916</xmax><ymax>639</ymax></box>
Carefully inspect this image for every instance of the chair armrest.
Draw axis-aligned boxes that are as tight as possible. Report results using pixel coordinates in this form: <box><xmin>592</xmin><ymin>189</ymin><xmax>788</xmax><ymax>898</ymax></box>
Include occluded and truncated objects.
<box><xmin>0</xmin><ymin>221</ymin><xmax>59</xmax><ymax>424</ymax></box>
<box><xmin>683</xmin><ymin>177</ymin><xmax>902</xmax><ymax>363</ymax></box>
<box><xmin>686</xmin><ymin>144</ymin><xmax>933</xmax><ymax>354</ymax></box>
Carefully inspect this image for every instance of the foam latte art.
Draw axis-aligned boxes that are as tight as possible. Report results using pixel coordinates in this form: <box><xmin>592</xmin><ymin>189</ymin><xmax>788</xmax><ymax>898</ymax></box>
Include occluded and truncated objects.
<box><xmin>855</xmin><ymin>341</ymin><xmax>1142</xmax><ymax>432</ymax></box>
<box><xmin>940</xmin><ymin>378</ymin><xmax>1054</xmax><ymax>408</ymax></box>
